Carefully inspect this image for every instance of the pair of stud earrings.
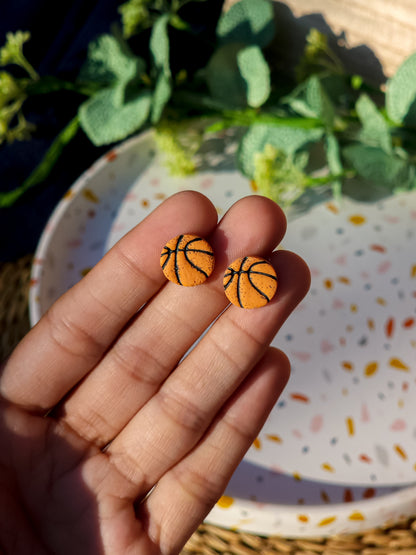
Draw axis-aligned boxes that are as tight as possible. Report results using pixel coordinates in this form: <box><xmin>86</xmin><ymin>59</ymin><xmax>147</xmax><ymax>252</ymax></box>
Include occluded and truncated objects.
<box><xmin>160</xmin><ymin>234</ymin><xmax>278</xmax><ymax>309</ymax></box>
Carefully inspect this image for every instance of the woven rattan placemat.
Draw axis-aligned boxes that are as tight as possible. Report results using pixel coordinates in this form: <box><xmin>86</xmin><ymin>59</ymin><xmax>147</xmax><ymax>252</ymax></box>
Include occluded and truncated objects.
<box><xmin>2</xmin><ymin>255</ymin><xmax>416</xmax><ymax>554</ymax></box>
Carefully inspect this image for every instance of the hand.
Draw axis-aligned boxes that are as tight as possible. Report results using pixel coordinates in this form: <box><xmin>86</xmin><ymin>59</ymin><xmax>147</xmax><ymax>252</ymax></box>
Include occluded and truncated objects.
<box><xmin>0</xmin><ymin>192</ymin><xmax>310</xmax><ymax>555</ymax></box>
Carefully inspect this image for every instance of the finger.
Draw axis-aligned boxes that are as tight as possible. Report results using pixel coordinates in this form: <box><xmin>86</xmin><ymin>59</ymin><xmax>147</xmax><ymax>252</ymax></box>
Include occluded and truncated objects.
<box><xmin>106</xmin><ymin>251</ymin><xmax>310</xmax><ymax>495</ymax></box>
<box><xmin>0</xmin><ymin>191</ymin><xmax>218</xmax><ymax>411</ymax></box>
<box><xmin>61</xmin><ymin>196</ymin><xmax>287</xmax><ymax>446</ymax></box>
<box><xmin>139</xmin><ymin>347</ymin><xmax>290</xmax><ymax>554</ymax></box>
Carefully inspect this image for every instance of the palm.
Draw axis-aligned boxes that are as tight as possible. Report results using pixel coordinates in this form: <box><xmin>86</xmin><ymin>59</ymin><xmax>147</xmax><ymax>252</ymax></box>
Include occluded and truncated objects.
<box><xmin>0</xmin><ymin>193</ymin><xmax>309</xmax><ymax>555</ymax></box>
<box><xmin>1</xmin><ymin>405</ymin><xmax>156</xmax><ymax>553</ymax></box>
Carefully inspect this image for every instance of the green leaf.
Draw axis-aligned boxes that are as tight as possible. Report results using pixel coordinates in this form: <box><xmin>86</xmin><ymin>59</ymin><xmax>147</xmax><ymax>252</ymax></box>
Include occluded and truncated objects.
<box><xmin>151</xmin><ymin>72</ymin><xmax>172</xmax><ymax>123</ymax></box>
<box><xmin>205</xmin><ymin>43</ymin><xmax>247</xmax><ymax>107</ymax></box>
<box><xmin>79</xmin><ymin>34</ymin><xmax>144</xmax><ymax>86</ymax></box>
<box><xmin>325</xmin><ymin>132</ymin><xmax>343</xmax><ymax>200</ymax></box>
<box><xmin>386</xmin><ymin>52</ymin><xmax>416</xmax><ymax>126</ymax></box>
<box><xmin>237</xmin><ymin>124</ymin><xmax>324</xmax><ymax>178</ymax></box>
<box><xmin>150</xmin><ymin>14</ymin><xmax>170</xmax><ymax>76</ymax></box>
<box><xmin>343</xmin><ymin>144</ymin><xmax>412</xmax><ymax>189</ymax></box>
<box><xmin>286</xmin><ymin>76</ymin><xmax>334</xmax><ymax>129</ymax></box>
<box><xmin>355</xmin><ymin>93</ymin><xmax>392</xmax><ymax>153</ymax></box>
<box><xmin>79</xmin><ymin>88</ymin><xmax>151</xmax><ymax>146</ymax></box>
<box><xmin>237</xmin><ymin>45</ymin><xmax>270</xmax><ymax>108</ymax></box>
<box><xmin>216</xmin><ymin>0</ymin><xmax>275</xmax><ymax>48</ymax></box>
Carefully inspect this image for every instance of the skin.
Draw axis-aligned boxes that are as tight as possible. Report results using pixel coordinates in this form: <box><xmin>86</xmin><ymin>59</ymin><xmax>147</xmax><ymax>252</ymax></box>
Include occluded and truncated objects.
<box><xmin>0</xmin><ymin>192</ymin><xmax>310</xmax><ymax>555</ymax></box>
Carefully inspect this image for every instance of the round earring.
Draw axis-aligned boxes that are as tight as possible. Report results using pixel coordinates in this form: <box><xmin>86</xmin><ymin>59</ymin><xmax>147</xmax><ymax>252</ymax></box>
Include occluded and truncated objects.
<box><xmin>223</xmin><ymin>256</ymin><xmax>278</xmax><ymax>308</ymax></box>
<box><xmin>160</xmin><ymin>234</ymin><xmax>215</xmax><ymax>286</ymax></box>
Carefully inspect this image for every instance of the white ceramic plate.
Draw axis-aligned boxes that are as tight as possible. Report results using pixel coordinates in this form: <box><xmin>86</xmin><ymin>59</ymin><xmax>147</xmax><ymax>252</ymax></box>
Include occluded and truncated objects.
<box><xmin>30</xmin><ymin>130</ymin><xmax>416</xmax><ymax>537</ymax></box>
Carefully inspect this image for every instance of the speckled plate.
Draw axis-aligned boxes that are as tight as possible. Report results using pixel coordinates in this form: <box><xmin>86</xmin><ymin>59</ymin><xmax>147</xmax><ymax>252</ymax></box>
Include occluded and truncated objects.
<box><xmin>30</xmin><ymin>130</ymin><xmax>416</xmax><ymax>537</ymax></box>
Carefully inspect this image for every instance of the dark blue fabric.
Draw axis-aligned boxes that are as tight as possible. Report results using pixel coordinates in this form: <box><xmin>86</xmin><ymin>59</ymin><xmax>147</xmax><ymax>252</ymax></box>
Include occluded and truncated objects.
<box><xmin>0</xmin><ymin>0</ymin><xmax>224</xmax><ymax>261</ymax></box>
<box><xmin>0</xmin><ymin>0</ymin><xmax>121</xmax><ymax>261</ymax></box>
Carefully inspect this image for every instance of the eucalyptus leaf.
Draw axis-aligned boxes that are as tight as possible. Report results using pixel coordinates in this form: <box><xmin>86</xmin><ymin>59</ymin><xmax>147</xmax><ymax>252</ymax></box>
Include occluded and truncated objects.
<box><xmin>356</xmin><ymin>93</ymin><xmax>392</xmax><ymax>153</ymax></box>
<box><xmin>216</xmin><ymin>0</ymin><xmax>275</xmax><ymax>48</ymax></box>
<box><xmin>320</xmin><ymin>74</ymin><xmax>353</xmax><ymax>108</ymax></box>
<box><xmin>307</xmin><ymin>76</ymin><xmax>334</xmax><ymax>128</ymax></box>
<box><xmin>343</xmin><ymin>144</ymin><xmax>412</xmax><ymax>189</ymax></box>
<box><xmin>286</xmin><ymin>76</ymin><xmax>334</xmax><ymax>129</ymax></box>
<box><xmin>386</xmin><ymin>51</ymin><xmax>416</xmax><ymax>126</ymax></box>
<box><xmin>150</xmin><ymin>14</ymin><xmax>170</xmax><ymax>76</ymax></box>
<box><xmin>151</xmin><ymin>72</ymin><xmax>172</xmax><ymax>123</ymax></box>
<box><xmin>205</xmin><ymin>43</ymin><xmax>247</xmax><ymax>107</ymax></box>
<box><xmin>79</xmin><ymin>88</ymin><xmax>152</xmax><ymax>146</ymax></box>
<box><xmin>326</xmin><ymin>133</ymin><xmax>342</xmax><ymax>175</ymax></box>
<box><xmin>325</xmin><ymin>132</ymin><xmax>343</xmax><ymax>200</ymax></box>
<box><xmin>237</xmin><ymin>45</ymin><xmax>270</xmax><ymax>108</ymax></box>
<box><xmin>79</xmin><ymin>33</ymin><xmax>143</xmax><ymax>86</ymax></box>
<box><xmin>237</xmin><ymin>124</ymin><xmax>324</xmax><ymax>177</ymax></box>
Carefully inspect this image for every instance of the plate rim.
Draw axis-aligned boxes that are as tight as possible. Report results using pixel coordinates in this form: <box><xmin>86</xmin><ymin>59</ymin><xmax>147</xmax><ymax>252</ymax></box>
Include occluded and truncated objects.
<box><xmin>28</xmin><ymin>130</ymin><xmax>416</xmax><ymax>537</ymax></box>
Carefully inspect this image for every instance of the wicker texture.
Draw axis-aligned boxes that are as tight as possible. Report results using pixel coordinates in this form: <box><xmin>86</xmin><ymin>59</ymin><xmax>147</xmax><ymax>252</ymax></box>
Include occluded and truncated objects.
<box><xmin>2</xmin><ymin>256</ymin><xmax>416</xmax><ymax>553</ymax></box>
<box><xmin>0</xmin><ymin>254</ymin><xmax>32</xmax><ymax>361</ymax></box>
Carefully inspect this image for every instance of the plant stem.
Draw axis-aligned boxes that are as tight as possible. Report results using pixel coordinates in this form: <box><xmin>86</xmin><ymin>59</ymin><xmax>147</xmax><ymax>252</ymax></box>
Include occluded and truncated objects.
<box><xmin>305</xmin><ymin>171</ymin><xmax>353</xmax><ymax>187</ymax></box>
<box><xmin>27</xmin><ymin>76</ymin><xmax>99</xmax><ymax>97</ymax></box>
<box><xmin>0</xmin><ymin>115</ymin><xmax>80</xmax><ymax>207</ymax></box>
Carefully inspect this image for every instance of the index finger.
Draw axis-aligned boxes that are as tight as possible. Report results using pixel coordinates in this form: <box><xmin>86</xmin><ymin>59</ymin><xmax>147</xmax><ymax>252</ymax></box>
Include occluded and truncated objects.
<box><xmin>1</xmin><ymin>191</ymin><xmax>218</xmax><ymax>409</ymax></box>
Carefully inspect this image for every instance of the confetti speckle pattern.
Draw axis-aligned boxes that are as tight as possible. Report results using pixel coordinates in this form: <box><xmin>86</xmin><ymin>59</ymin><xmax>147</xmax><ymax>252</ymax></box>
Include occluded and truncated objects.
<box><xmin>30</xmin><ymin>131</ymin><xmax>416</xmax><ymax>538</ymax></box>
<box><xmin>244</xmin><ymin>194</ymin><xmax>416</xmax><ymax>489</ymax></box>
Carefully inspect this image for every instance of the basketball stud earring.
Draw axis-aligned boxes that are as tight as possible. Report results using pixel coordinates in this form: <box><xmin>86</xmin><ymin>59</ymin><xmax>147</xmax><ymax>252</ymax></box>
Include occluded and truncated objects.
<box><xmin>223</xmin><ymin>256</ymin><xmax>278</xmax><ymax>308</ymax></box>
<box><xmin>160</xmin><ymin>234</ymin><xmax>215</xmax><ymax>286</ymax></box>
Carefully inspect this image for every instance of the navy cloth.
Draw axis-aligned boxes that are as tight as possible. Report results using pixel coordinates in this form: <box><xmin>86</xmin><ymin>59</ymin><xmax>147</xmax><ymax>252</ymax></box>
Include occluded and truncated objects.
<box><xmin>0</xmin><ymin>0</ymin><xmax>224</xmax><ymax>261</ymax></box>
<box><xmin>0</xmin><ymin>0</ymin><xmax>121</xmax><ymax>261</ymax></box>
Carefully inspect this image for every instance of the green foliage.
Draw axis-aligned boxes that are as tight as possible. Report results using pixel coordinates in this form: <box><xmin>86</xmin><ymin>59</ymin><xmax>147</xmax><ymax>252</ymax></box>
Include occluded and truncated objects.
<box><xmin>79</xmin><ymin>34</ymin><xmax>144</xmax><ymax>88</ymax></box>
<box><xmin>4</xmin><ymin>0</ymin><xmax>416</xmax><ymax>208</ymax></box>
<box><xmin>206</xmin><ymin>43</ymin><xmax>248</xmax><ymax>108</ymax></box>
<box><xmin>355</xmin><ymin>93</ymin><xmax>392</xmax><ymax>152</ymax></box>
<box><xmin>0</xmin><ymin>33</ymin><xmax>38</xmax><ymax>146</ymax></box>
<box><xmin>149</xmin><ymin>14</ymin><xmax>172</xmax><ymax>121</ymax></box>
<box><xmin>150</xmin><ymin>14</ymin><xmax>170</xmax><ymax>75</ymax></box>
<box><xmin>151</xmin><ymin>72</ymin><xmax>172</xmax><ymax>123</ymax></box>
<box><xmin>205</xmin><ymin>0</ymin><xmax>274</xmax><ymax>110</ymax></box>
<box><xmin>0</xmin><ymin>116</ymin><xmax>79</xmax><ymax>207</ymax></box>
<box><xmin>78</xmin><ymin>33</ymin><xmax>153</xmax><ymax>145</ymax></box>
<box><xmin>253</xmin><ymin>144</ymin><xmax>309</xmax><ymax>206</ymax></box>
<box><xmin>0</xmin><ymin>31</ymin><xmax>38</xmax><ymax>80</ymax></box>
<box><xmin>216</xmin><ymin>0</ymin><xmax>275</xmax><ymax>47</ymax></box>
<box><xmin>386</xmin><ymin>52</ymin><xmax>416</xmax><ymax>126</ymax></box>
<box><xmin>237</xmin><ymin>124</ymin><xmax>324</xmax><ymax>178</ymax></box>
<box><xmin>154</xmin><ymin>121</ymin><xmax>202</xmax><ymax>176</ymax></box>
<box><xmin>237</xmin><ymin>45</ymin><xmax>270</xmax><ymax>108</ymax></box>
<box><xmin>296</xmin><ymin>28</ymin><xmax>343</xmax><ymax>82</ymax></box>
<box><xmin>79</xmin><ymin>88</ymin><xmax>152</xmax><ymax>146</ymax></box>
<box><xmin>118</xmin><ymin>0</ymin><xmax>153</xmax><ymax>39</ymax></box>
<box><xmin>286</xmin><ymin>75</ymin><xmax>335</xmax><ymax>129</ymax></box>
<box><xmin>342</xmin><ymin>144</ymin><xmax>415</xmax><ymax>191</ymax></box>
<box><xmin>325</xmin><ymin>132</ymin><xmax>343</xmax><ymax>200</ymax></box>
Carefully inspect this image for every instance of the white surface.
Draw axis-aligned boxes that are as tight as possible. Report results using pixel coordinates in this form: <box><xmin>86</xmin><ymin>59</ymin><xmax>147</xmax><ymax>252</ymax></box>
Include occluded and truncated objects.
<box><xmin>30</xmin><ymin>130</ymin><xmax>416</xmax><ymax>536</ymax></box>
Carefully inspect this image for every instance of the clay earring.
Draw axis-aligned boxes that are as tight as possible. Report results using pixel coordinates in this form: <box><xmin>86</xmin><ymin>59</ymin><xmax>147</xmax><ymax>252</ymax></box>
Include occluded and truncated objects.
<box><xmin>160</xmin><ymin>234</ymin><xmax>215</xmax><ymax>286</ymax></box>
<box><xmin>223</xmin><ymin>256</ymin><xmax>278</xmax><ymax>308</ymax></box>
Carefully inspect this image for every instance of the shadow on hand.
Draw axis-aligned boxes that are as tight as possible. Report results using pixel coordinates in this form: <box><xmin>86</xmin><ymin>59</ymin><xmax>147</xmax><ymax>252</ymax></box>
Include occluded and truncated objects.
<box><xmin>0</xmin><ymin>398</ymin><xmax>105</xmax><ymax>554</ymax></box>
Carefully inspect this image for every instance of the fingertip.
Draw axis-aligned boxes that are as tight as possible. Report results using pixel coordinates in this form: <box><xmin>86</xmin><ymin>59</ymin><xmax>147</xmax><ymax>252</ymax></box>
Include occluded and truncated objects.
<box><xmin>153</xmin><ymin>190</ymin><xmax>219</xmax><ymax>240</ymax></box>
<box><xmin>264</xmin><ymin>346</ymin><xmax>291</xmax><ymax>391</ymax></box>
<box><xmin>224</xmin><ymin>195</ymin><xmax>287</xmax><ymax>241</ymax></box>
<box><xmin>272</xmin><ymin>249</ymin><xmax>311</xmax><ymax>305</ymax></box>
<box><xmin>168</xmin><ymin>190</ymin><xmax>218</xmax><ymax>219</ymax></box>
<box><xmin>212</xmin><ymin>195</ymin><xmax>287</xmax><ymax>270</ymax></box>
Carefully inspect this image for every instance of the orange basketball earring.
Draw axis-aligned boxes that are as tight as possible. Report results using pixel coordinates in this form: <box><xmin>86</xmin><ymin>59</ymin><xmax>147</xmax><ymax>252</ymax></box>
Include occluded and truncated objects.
<box><xmin>160</xmin><ymin>234</ymin><xmax>215</xmax><ymax>286</ymax></box>
<box><xmin>223</xmin><ymin>256</ymin><xmax>278</xmax><ymax>308</ymax></box>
